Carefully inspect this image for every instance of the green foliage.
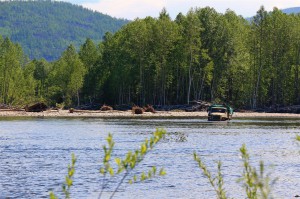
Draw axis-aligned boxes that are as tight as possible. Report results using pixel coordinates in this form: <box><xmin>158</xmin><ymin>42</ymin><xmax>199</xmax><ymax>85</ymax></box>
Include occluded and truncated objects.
<box><xmin>0</xmin><ymin>37</ymin><xmax>36</xmax><ymax>106</ymax></box>
<box><xmin>194</xmin><ymin>144</ymin><xmax>275</xmax><ymax>199</ymax></box>
<box><xmin>1</xmin><ymin>6</ymin><xmax>300</xmax><ymax>108</ymax></box>
<box><xmin>49</xmin><ymin>192</ymin><xmax>58</xmax><ymax>199</ymax></box>
<box><xmin>103</xmin><ymin>7</ymin><xmax>300</xmax><ymax>107</ymax></box>
<box><xmin>79</xmin><ymin>39</ymin><xmax>109</xmax><ymax>103</ymax></box>
<box><xmin>193</xmin><ymin>153</ymin><xmax>227</xmax><ymax>199</ymax></box>
<box><xmin>296</xmin><ymin>135</ymin><xmax>300</xmax><ymax>141</ymax></box>
<box><xmin>63</xmin><ymin>154</ymin><xmax>77</xmax><ymax>199</ymax></box>
<box><xmin>50</xmin><ymin>129</ymin><xmax>166</xmax><ymax>199</ymax></box>
<box><xmin>48</xmin><ymin>45</ymin><xmax>86</xmax><ymax>107</ymax></box>
<box><xmin>99</xmin><ymin>129</ymin><xmax>166</xmax><ymax>198</ymax></box>
<box><xmin>239</xmin><ymin>144</ymin><xmax>274</xmax><ymax>199</ymax></box>
<box><xmin>0</xmin><ymin>1</ymin><xmax>129</xmax><ymax>61</ymax></box>
<box><xmin>50</xmin><ymin>153</ymin><xmax>77</xmax><ymax>199</ymax></box>
<box><xmin>32</xmin><ymin>59</ymin><xmax>52</xmax><ymax>100</ymax></box>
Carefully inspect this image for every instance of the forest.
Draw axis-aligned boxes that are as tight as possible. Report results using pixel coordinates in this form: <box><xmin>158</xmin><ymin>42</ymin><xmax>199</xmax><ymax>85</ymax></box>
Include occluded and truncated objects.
<box><xmin>0</xmin><ymin>1</ymin><xmax>129</xmax><ymax>61</ymax></box>
<box><xmin>0</xmin><ymin>6</ymin><xmax>300</xmax><ymax>109</ymax></box>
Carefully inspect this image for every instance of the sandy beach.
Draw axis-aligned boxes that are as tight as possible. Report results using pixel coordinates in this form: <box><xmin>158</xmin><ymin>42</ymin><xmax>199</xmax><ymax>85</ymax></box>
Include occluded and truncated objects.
<box><xmin>0</xmin><ymin>109</ymin><xmax>300</xmax><ymax>118</ymax></box>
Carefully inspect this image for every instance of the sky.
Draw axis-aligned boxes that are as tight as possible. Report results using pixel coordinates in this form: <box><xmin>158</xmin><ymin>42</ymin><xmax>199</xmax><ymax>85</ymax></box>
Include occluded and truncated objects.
<box><xmin>65</xmin><ymin>0</ymin><xmax>300</xmax><ymax>20</ymax></box>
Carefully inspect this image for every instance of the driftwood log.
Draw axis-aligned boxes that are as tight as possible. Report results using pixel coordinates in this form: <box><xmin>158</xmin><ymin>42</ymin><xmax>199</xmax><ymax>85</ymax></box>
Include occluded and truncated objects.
<box><xmin>25</xmin><ymin>102</ymin><xmax>48</xmax><ymax>112</ymax></box>
<box><xmin>0</xmin><ymin>104</ymin><xmax>11</xmax><ymax>109</ymax></box>
<box><xmin>75</xmin><ymin>103</ymin><xmax>101</xmax><ymax>110</ymax></box>
<box><xmin>185</xmin><ymin>101</ymin><xmax>211</xmax><ymax>112</ymax></box>
<box><xmin>266</xmin><ymin>105</ymin><xmax>300</xmax><ymax>114</ymax></box>
<box><xmin>100</xmin><ymin>105</ymin><xmax>113</xmax><ymax>111</ymax></box>
<box><xmin>114</xmin><ymin>104</ymin><xmax>132</xmax><ymax>111</ymax></box>
<box><xmin>153</xmin><ymin>101</ymin><xmax>211</xmax><ymax>112</ymax></box>
<box><xmin>143</xmin><ymin>104</ymin><xmax>155</xmax><ymax>113</ymax></box>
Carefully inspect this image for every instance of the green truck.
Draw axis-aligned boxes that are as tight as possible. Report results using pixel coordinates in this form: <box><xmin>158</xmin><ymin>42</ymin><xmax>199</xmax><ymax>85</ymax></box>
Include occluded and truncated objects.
<box><xmin>207</xmin><ymin>104</ymin><xmax>234</xmax><ymax>121</ymax></box>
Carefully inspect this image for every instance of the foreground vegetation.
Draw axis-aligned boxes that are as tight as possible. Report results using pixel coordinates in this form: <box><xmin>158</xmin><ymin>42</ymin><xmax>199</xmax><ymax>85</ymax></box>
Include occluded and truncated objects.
<box><xmin>50</xmin><ymin>129</ymin><xmax>166</xmax><ymax>199</ymax></box>
<box><xmin>0</xmin><ymin>6</ymin><xmax>300</xmax><ymax>109</ymax></box>
<box><xmin>194</xmin><ymin>145</ymin><xmax>275</xmax><ymax>199</ymax></box>
<box><xmin>50</xmin><ymin>130</ymin><xmax>300</xmax><ymax>198</ymax></box>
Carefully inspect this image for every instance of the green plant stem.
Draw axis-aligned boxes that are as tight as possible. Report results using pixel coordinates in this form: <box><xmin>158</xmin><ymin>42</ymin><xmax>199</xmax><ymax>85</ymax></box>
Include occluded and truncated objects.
<box><xmin>98</xmin><ymin>173</ymin><xmax>107</xmax><ymax>199</ymax></box>
<box><xmin>108</xmin><ymin>147</ymin><xmax>150</xmax><ymax>198</ymax></box>
<box><xmin>109</xmin><ymin>170</ymin><xmax>129</xmax><ymax>199</ymax></box>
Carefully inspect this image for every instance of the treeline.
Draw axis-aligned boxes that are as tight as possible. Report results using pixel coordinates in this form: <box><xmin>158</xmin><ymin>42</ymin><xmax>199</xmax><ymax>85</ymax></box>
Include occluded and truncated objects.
<box><xmin>1</xmin><ymin>6</ymin><xmax>300</xmax><ymax>109</ymax></box>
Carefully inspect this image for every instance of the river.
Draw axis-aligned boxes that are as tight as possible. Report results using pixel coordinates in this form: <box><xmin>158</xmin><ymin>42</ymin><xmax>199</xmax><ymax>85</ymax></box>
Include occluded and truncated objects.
<box><xmin>0</xmin><ymin>117</ymin><xmax>299</xmax><ymax>199</ymax></box>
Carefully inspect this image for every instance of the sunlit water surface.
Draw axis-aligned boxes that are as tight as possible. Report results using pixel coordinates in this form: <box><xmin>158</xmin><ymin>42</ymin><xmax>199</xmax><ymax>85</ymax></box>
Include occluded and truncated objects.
<box><xmin>0</xmin><ymin>117</ymin><xmax>300</xmax><ymax>199</ymax></box>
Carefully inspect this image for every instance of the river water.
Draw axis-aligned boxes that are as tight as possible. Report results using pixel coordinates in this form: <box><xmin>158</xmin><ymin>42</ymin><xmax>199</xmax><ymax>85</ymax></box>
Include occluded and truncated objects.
<box><xmin>0</xmin><ymin>117</ymin><xmax>299</xmax><ymax>199</ymax></box>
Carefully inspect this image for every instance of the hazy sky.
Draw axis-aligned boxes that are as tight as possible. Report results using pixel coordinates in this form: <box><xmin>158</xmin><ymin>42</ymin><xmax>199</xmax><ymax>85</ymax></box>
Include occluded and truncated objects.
<box><xmin>66</xmin><ymin>0</ymin><xmax>300</xmax><ymax>19</ymax></box>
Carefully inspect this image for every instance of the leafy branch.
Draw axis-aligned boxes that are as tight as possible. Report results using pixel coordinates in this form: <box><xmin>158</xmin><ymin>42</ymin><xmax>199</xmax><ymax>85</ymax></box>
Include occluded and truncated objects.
<box><xmin>50</xmin><ymin>129</ymin><xmax>166</xmax><ymax>199</ymax></box>
<box><xmin>194</xmin><ymin>144</ymin><xmax>276</xmax><ymax>199</ymax></box>
<box><xmin>193</xmin><ymin>152</ymin><xmax>227</xmax><ymax>199</ymax></box>
<box><xmin>296</xmin><ymin>135</ymin><xmax>300</xmax><ymax>142</ymax></box>
<box><xmin>50</xmin><ymin>153</ymin><xmax>77</xmax><ymax>199</ymax></box>
<box><xmin>99</xmin><ymin>128</ymin><xmax>166</xmax><ymax>199</ymax></box>
<box><xmin>239</xmin><ymin>144</ymin><xmax>275</xmax><ymax>199</ymax></box>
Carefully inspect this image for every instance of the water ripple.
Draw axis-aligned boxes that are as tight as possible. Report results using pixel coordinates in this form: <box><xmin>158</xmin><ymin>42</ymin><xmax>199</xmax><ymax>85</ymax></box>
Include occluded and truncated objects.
<box><xmin>0</xmin><ymin>118</ymin><xmax>299</xmax><ymax>198</ymax></box>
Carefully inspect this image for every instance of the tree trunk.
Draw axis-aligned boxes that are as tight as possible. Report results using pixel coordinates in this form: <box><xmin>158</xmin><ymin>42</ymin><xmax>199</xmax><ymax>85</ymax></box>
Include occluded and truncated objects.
<box><xmin>77</xmin><ymin>90</ymin><xmax>80</xmax><ymax>107</ymax></box>
<box><xmin>187</xmin><ymin>51</ymin><xmax>193</xmax><ymax>104</ymax></box>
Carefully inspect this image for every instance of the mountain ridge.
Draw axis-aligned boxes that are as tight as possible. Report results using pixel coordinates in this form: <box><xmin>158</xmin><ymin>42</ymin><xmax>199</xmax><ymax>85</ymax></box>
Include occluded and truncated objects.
<box><xmin>0</xmin><ymin>1</ymin><xmax>129</xmax><ymax>61</ymax></box>
<box><xmin>281</xmin><ymin>7</ymin><xmax>300</xmax><ymax>14</ymax></box>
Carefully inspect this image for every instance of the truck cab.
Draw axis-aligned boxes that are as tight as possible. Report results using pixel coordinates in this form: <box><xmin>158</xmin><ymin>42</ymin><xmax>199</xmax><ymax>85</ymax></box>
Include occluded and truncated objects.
<box><xmin>207</xmin><ymin>104</ymin><xmax>233</xmax><ymax>121</ymax></box>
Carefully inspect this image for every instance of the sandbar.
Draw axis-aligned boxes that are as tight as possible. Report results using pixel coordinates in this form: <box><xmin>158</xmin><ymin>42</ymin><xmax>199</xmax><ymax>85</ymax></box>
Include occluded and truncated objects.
<box><xmin>0</xmin><ymin>109</ymin><xmax>299</xmax><ymax>119</ymax></box>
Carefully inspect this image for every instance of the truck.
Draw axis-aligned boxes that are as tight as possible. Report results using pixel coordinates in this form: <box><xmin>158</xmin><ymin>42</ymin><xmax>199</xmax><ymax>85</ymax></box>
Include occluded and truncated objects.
<box><xmin>207</xmin><ymin>104</ymin><xmax>233</xmax><ymax>121</ymax></box>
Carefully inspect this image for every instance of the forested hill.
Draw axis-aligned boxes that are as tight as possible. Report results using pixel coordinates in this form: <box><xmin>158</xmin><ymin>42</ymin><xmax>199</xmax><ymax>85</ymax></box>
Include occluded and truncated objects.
<box><xmin>282</xmin><ymin>7</ymin><xmax>300</xmax><ymax>14</ymax></box>
<box><xmin>0</xmin><ymin>1</ymin><xmax>129</xmax><ymax>61</ymax></box>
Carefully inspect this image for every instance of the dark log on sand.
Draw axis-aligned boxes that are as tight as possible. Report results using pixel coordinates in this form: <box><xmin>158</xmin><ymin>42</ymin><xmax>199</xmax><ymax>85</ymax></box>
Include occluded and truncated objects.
<box><xmin>267</xmin><ymin>105</ymin><xmax>300</xmax><ymax>114</ymax></box>
<box><xmin>69</xmin><ymin>109</ymin><xmax>103</xmax><ymax>113</ymax></box>
<box><xmin>25</xmin><ymin>102</ymin><xmax>48</xmax><ymax>112</ymax></box>
<box><xmin>0</xmin><ymin>104</ymin><xmax>11</xmax><ymax>109</ymax></box>
<box><xmin>100</xmin><ymin>105</ymin><xmax>113</xmax><ymax>111</ymax></box>
<box><xmin>154</xmin><ymin>101</ymin><xmax>211</xmax><ymax>112</ymax></box>
<box><xmin>114</xmin><ymin>104</ymin><xmax>132</xmax><ymax>111</ymax></box>
<box><xmin>0</xmin><ymin>108</ymin><xmax>25</xmax><ymax>112</ymax></box>
<box><xmin>75</xmin><ymin>103</ymin><xmax>101</xmax><ymax>110</ymax></box>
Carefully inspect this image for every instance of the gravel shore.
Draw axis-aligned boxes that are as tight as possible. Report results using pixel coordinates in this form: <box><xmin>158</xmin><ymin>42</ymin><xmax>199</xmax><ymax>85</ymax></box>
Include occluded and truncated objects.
<box><xmin>0</xmin><ymin>109</ymin><xmax>299</xmax><ymax>118</ymax></box>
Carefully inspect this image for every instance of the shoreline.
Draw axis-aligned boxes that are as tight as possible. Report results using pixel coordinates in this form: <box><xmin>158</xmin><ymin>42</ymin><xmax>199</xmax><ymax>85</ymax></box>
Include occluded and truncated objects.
<box><xmin>0</xmin><ymin>109</ymin><xmax>300</xmax><ymax>119</ymax></box>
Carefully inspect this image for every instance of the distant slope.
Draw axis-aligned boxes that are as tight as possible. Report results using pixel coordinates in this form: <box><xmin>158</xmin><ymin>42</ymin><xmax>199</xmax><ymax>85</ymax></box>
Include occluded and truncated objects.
<box><xmin>281</xmin><ymin>7</ymin><xmax>300</xmax><ymax>14</ymax></box>
<box><xmin>245</xmin><ymin>7</ymin><xmax>300</xmax><ymax>22</ymax></box>
<box><xmin>0</xmin><ymin>1</ymin><xmax>129</xmax><ymax>61</ymax></box>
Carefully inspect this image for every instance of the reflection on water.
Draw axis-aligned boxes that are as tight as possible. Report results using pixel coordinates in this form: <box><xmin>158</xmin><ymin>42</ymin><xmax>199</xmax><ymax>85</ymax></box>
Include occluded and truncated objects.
<box><xmin>0</xmin><ymin>118</ymin><xmax>300</xmax><ymax>199</ymax></box>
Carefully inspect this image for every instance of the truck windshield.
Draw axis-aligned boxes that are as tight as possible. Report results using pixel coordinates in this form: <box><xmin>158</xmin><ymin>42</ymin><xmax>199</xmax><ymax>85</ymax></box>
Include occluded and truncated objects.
<box><xmin>211</xmin><ymin>108</ymin><xmax>226</xmax><ymax>113</ymax></box>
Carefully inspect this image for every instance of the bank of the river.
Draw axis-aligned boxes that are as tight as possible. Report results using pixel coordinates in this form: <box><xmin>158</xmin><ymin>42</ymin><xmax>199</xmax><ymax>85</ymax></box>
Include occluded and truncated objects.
<box><xmin>0</xmin><ymin>109</ymin><xmax>300</xmax><ymax>118</ymax></box>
